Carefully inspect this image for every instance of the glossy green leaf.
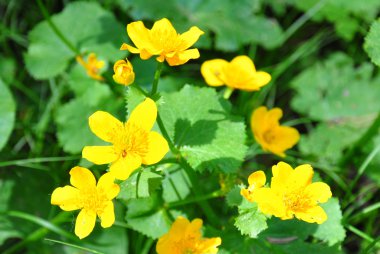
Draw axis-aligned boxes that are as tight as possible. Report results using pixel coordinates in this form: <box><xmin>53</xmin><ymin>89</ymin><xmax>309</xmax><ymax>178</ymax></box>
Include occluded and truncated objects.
<box><xmin>235</xmin><ymin>199</ymin><xmax>268</xmax><ymax>238</ymax></box>
<box><xmin>365</xmin><ymin>19</ymin><xmax>380</xmax><ymax>67</ymax></box>
<box><xmin>25</xmin><ymin>1</ymin><xmax>125</xmax><ymax>79</ymax></box>
<box><xmin>159</xmin><ymin>85</ymin><xmax>248</xmax><ymax>173</ymax></box>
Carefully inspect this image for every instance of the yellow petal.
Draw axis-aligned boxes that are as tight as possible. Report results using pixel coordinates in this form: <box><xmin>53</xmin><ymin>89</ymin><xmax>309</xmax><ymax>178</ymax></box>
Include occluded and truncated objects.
<box><xmin>201</xmin><ymin>59</ymin><xmax>228</xmax><ymax>86</ymax></box>
<box><xmin>271</xmin><ymin>162</ymin><xmax>294</xmax><ymax>192</ymax></box>
<box><xmin>120</xmin><ymin>43</ymin><xmax>140</xmax><ymax>53</ymax></box>
<box><xmin>166</xmin><ymin>49</ymin><xmax>200</xmax><ymax>66</ymax></box>
<box><xmin>75</xmin><ymin>209</ymin><xmax>96</xmax><ymax>239</ymax></box>
<box><xmin>247</xmin><ymin>170</ymin><xmax>266</xmax><ymax>188</ymax></box>
<box><xmin>151</xmin><ymin>18</ymin><xmax>177</xmax><ymax>37</ymax></box>
<box><xmin>169</xmin><ymin>216</ymin><xmax>192</xmax><ymax>238</ymax></box>
<box><xmin>51</xmin><ymin>186</ymin><xmax>81</xmax><ymax>211</ymax></box>
<box><xmin>88</xmin><ymin>111</ymin><xmax>123</xmax><ymax>143</ymax></box>
<box><xmin>266</xmin><ymin>108</ymin><xmax>283</xmax><ymax>125</ymax></box>
<box><xmin>127</xmin><ymin>21</ymin><xmax>153</xmax><ymax>50</ymax></box>
<box><xmin>97</xmin><ymin>172</ymin><xmax>120</xmax><ymax>199</ymax></box>
<box><xmin>230</xmin><ymin>55</ymin><xmax>256</xmax><ymax>73</ymax></box>
<box><xmin>250</xmin><ymin>106</ymin><xmax>268</xmax><ymax>132</ymax></box>
<box><xmin>69</xmin><ymin>166</ymin><xmax>96</xmax><ymax>190</ymax></box>
<box><xmin>189</xmin><ymin>218</ymin><xmax>203</xmax><ymax>236</ymax></box>
<box><xmin>109</xmin><ymin>154</ymin><xmax>142</xmax><ymax>180</ymax></box>
<box><xmin>200</xmin><ymin>237</ymin><xmax>222</xmax><ymax>254</ymax></box>
<box><xmin>305</xmin><ymin>182</ymin><xmax>332</xmax><ymax>203</ymax></box>
<box><xmin>82</xmin><ymin>146</ymin><xmax>118</xmax><ymax>165</ymax></box>
<box><xmin>127</xmin><ymin>98</ymin><xmax>157</xmax><ymax>131</ymax></box>
<box><xmin>254</xmin><ymin>188</ymin><xmax>286</xmax><ymax>217</ymax></box>
<box><xmin>178</xmin><ymin>26</ymin><xmax>204</xmax><ymax>50</ymax></box>
<box><xmin>290</xmin><ymin>164</ymin><xmax>314</xmax><ymax>188</ymax></box>
<box><xmin>254</xmin><ymin>71</ymin><xmax>271</xmax><ymax>87</ymax></box>
<box><xmin>267</xmin><ymin>126</ymin><xmax>300</xmax><ymax>156</ymax></box>
<box><xmin>99</xmin><ymin>201</ymin><xmax>115</xmax><ymax>228</ymax></box>
<box><xmin>295</xmin><ymin>205</ymin><xmax>328</xmax><ymax>224</ymax></box>
<box><xmin>142</xmin><ymin>131</ymin><xmax>169</xmax><ymax>165</ymax></box>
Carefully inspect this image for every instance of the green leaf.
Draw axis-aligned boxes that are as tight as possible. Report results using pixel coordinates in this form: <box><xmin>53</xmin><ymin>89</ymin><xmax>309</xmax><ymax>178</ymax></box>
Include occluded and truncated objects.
<box><xmin>226</xmin><ymin>185</ymin><xmax>243</xmax><ymax>207</ymax></box>
<box><xmin>313</xmin><ymin>198</ymin><xmax>346</xmax><ymax>245</ymax></box>
<box><xmin>55</xmin><ymin>80</ymin><xmax>122</xmax><ymax>154</ymax></box>
<box><xmin>159</xmin><ymin>85</ymin><xmax>248</xmax><ymax>173</ymax></box>
<box><xmin>25</xmin><ymin>1</ymin><xmax>125</xmax><ymax>79</ymax></box>
<box><xmin>275</xmin><ymin>240</ymin><xmax>343</xmax><ymax>254</ymax></box>
<box><xmin>125</xmin><ymin>193</ymin><xmax>181</xmax><ymax>239</ymax></box>
<box><xmin>235</xmin><ymin>199</ymin><xmax>268</xmax><ymax>238</ymax></box>
<box><xmin>0</xmin><ymin>56</ymin><xmax>16</xmax><ymax>84</ymax></box>
<box><xmin>121</xmin><ymin>0</ymin><xmax>284</xmax><ymax>51</ymax></box>
<box><xmin>299</xmin><ymin>123</ymin><xmax>364</xmax><ymax>164</ymax></box>
<box><xmin>0</xmin><ymin>78</ymin><xmax>16</xmax><ymax>151</ymax></box>
<box><xmin>162</xmin><ymin>167</ymin><xmax>191</xmax><ymax>203</ymax></box>
<box><xmin>260</xmin><ymin>218</ymin><xmax>317</xmax><ymax>241</ymax></box>
<box><xmin>291</xmin><ymin>53</ymin><xmax>380</xmax><ymax>121</ymax></box>
<box><xmin>365</xmin><ymin>19</ymin><xmax>380</xmax><ymax>67</ymax></box>
<box><xmin>118</xmin><ymin>169</ymin><xmax>162</xmax><ymax>200</ymax></box>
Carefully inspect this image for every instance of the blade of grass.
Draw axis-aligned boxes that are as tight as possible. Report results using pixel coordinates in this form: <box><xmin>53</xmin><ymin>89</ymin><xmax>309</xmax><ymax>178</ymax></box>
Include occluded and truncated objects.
<box><xmin>44</xmin><ymin>238</ymin><xmax>104</xmax><ymax>254</ymax></box>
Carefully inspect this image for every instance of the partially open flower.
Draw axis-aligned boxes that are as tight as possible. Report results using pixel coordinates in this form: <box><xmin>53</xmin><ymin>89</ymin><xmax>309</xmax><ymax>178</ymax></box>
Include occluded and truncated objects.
<box><xmin>112</xmin><ymin>59</ymin><xmax>135</xmax><ymax>86</ymax></box>
<box><xmin>76</xmin><ymin>53</ymin><xmax>105</xmax><ymax>81</ymax></box>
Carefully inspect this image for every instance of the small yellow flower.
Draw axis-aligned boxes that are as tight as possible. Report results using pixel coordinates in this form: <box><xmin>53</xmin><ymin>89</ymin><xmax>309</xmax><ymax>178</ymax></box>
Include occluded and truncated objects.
<box><xmin>201</xmin><ymin>55</ymin><xmax>271</xmax><ymax>91</ymax></box>
<box><xmin>120</xmin><ymin>18</ymin><xmax>204</xmax><ymax>66</ymax></box>
<box><xmin>51</xmin><ymin>167</ymin><xmax>120</xmax><ymax>239</ymax></box>
<box><xmin>82</xmin><ymin>98</ymin><xmax>169</xmax><ymax>180</ymax></box>
<box><xmin>251</xmin><ymin>106</ymin><xmax>300</xmax><ymax>157</ymax></box>
<box><xmin>112</xmin><ymin>59</ymin><xmax>135</xmax><ymax>86</ymax></box>
<box><xmin>240</xmin><ymin>171</ymin><xmax>266</xmax><ymax>202</ymax></box>
<box><xmin>243</xmin><ymin>162</ymin><xmax>332</xmax><ymax>224</ymax></box>
<box><xmin>76</xmin><ymin>53</ymin><xmax>105</xmax><ymax>81</ymax></box>
<box><xmin>156</xmin><ymin>217</ymin><xmax>222</xmax><ymax>254</ymax></box>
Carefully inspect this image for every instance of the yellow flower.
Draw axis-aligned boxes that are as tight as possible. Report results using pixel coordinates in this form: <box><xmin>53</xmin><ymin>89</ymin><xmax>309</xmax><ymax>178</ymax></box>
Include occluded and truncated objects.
<box><xmin>243</xmin><ymin>162</ymin><xmax>332</xmax><ymax>224</ymax></box>
<box><xmin>251</xmin><ymin>106</ymin><xmax>300</xmax><ymax>157</ymax></box>
<box><xmin>112</xmin><ymin>59</ymin><xmax>135</xmax><ymax>86</ymax></box>
<box><xmin>240</xmin><ymin>171</ymin><xmax>266</xmax><ymax>202</ymax></box>
<box><xmin>156</xmin><ymin>217</ymin><xmax>222</xmax><ymax>254</ymax></box>
<box><xmin>82</xmin><ymin>98</ymin><xmax>169</xmax><ymax>180</ymax></box>
<box><xmin>120</xmin><ymin>18</ymin><xmax>204</xmax><ymax>66</ymax></box>
<box><xmin>50</xmin><ymin>167</ymin><xmax>120</xmax><ymax>239</ymax></box>
<box><xmin>201</xmin><ymin>55</ymin><xmax>271</xmax><ymax>91</ymax></box>
<box><xmin>76</xmin><ymin>53</ymin><xmax>105</xmax><ymax>81</ymax></box>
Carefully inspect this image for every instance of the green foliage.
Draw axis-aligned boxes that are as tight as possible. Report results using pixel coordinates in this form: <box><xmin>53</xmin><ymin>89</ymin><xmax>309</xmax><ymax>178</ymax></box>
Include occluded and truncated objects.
<box><xmin>162</xmin><ymin>167</ymin><xmax>191</xmax><ymax>203</ymax></box>
<box><xmin>313</xmin><ymin>198</ymin><xmax>346</xmax><ymax>245</ymax></box>
<box><xmin>0</xmin><ymin>78</ymin><xmax>16</xmax><ymax>151</ymax></box>
<box><xmin>234</xmin><ymin>199</ymin><xmax>268</xmax><ymax>238</ymax></box>
<box><xmin>118</xmin><ymin>169</ymin><xmax>162</xmax><ymax>200</ymax></box>
<box><xmin>226</xmin><ymin>185</ymin><xmax>244</xmax><ymax>207</ymax></box>
<box><xmin>25</xmin><ymin>1</ymin><xmax>125</xmax><ymax>79</ymax></box>
<box><xmin>121</xmin><ymin>0</ymin><xmax>284</xmax><ymax>51</ymax></box>
<box><xmin>365</xmin><ymin>19</ymin><xmax>380</xmax><ymax>67</ymax></box>
<box><xmin>0</xmin><ymin>56</ymin><xmax>16</xmax><ymax>84</ymax></box>
<box><xmin>159</xmin><ymin>85</ymin><xmax>248</xmax><ymax>173</ymax></box>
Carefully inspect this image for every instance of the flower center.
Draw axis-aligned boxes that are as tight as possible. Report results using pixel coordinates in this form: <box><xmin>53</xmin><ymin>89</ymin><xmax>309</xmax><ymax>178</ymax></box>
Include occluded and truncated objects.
<box><xmin>283</xmin><ymin>189</ymin><xmax>313</xmax><ymax>212</ymax></box>
<box><xmin>79</xmin><ymin>187</ymin><xmax>108</xmax><ymax>214</ymax></box>
<box><xmin>263</xmin><ymin>129</ymin><xmax>277</xmax><ymax>144</ymax></box>
<box><xmin>112</xmin><ymin>122</ymin><xmax>149</xmax><ymax>158</ymax></box>
<box><xmin>150</xmin><ymin>28</ymin><xmax>185</xmax><ymax>53</ymax></box>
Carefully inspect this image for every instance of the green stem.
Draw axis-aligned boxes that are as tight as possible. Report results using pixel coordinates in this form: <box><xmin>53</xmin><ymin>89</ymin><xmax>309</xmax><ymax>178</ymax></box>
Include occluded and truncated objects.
<box><xmin>345</xmin><ymin>224</ymin><xmax>377</xmax><ymax>244</ymax></box>
<box><xmin>135</xmin><ymin>168</ymin><xmax>143</xmax><ymax>198</ymax></box>
<box><xmin>36</xmin><ymin>0</ymin><xmax>80</xmax><ymax>55</ymax></box>
<box><xmin>350</xmin><ymin>202</ymin><xmax>380</xmax><ymax>221</ymax></box>
<box><xmin>141</xmin><ymin>238</ymin><xmax>154</xmax><ymax>254</ymax></box>
<box><xmin>283</xmin><ymin>0</ymin><xmax>327</xmax><ymax>41</ymax></box>
<box><xmin>151</xmin><ymin>61</ymin><xmax>164</xmax><ymax>96</ymax></box>
<box><xmin>223</xmin><ymin>87</ymin><xmax>234</xmax><ymax>99</ymax></box>
<box><xmin>132</xmin><ymin>84</ymin><xmax>148</xmax><ymax>97</ymax></box>
<box><xmin>44</xmin><ymin>239</ymin><xmax>104</xmax><ymax>254</ymax></box>
<box><xmin>167</xmin><ymin>190</ymin><xmax>222</xmax><ymax>209</ymax></box>
<box><xmin>4</xmin><ymin>212</ymin><xmax>72</xmax><ymax>254</ymax></box>
<box><xmin>0</xmin><ymin>156</ymin><xmax>80</xmax><ymax>167</ymax></box>
<box><xmin>339</xmin><ymin>111</ymin><xmax>380</xmax><ymax>167</ymax></box>
<box><xmin>156</xmin><ymin>113</ymin><xmax>179</xmax><ymax>154</ymax></box>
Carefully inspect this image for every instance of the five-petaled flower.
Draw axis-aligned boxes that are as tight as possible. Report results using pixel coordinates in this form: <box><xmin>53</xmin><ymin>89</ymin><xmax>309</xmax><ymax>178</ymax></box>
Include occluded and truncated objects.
<box><xmin>82</xmin><ymin>98</ymin><xmax>169</xmax><ymax>180</ymax></box>
<box><xmin>113</xmin><ymin>59</ymin><xmax>135</xmax><ymax>86</ymax></box>
<box><xmin>120</xmin><ymin>18</ymin><xmax>204</xmax><ymax>66</ymax></box>
<box><xmin>251</xmin><ymin>106</ymin><xmax>300</xmax><ymax>157</ymax></box>
<box><xmin>76</xmin><ymin>53</ymin><xmax>105</xmax><ymax>81</ymax></box>
<box><xmin>156</xmin><ymin>216</ymin><xmax>222</xmax><ymax>254</ymax></box>
<box><xmin>50</xmin><ymin>167</ymin><xmax>120</xmax><ymax>239</ymax></box>
<box><xmin>201</xmin><ymin>55</ymin><xmax>271</xmax><ymax>91</ymax></box>
<box><xmin>242</xmin><ymin>162</ymin><xmax>332</xmax><ymax>224</ymax></box>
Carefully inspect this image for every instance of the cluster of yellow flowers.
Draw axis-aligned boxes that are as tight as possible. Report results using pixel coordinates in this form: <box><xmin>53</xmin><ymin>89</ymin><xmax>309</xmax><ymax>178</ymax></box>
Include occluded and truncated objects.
<box><xmin>52</xmin><ymin>17</ymin><xmax>332</xmax><ymax>253</ymax></box>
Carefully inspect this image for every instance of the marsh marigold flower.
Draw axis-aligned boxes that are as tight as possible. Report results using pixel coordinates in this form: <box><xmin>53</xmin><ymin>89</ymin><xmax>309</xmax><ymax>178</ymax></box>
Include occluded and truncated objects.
<box><xmin>156</xmin><ymin>217</ymin><xmax>221</xmax><ymax>254</ymax></box>
<box><xmin>51</xmin><ymin>167</ymin><xmax>120</xmax><ymax>239</ymax></box>
<box><xmin>76</xmin><ymin>53</ymin><xmax>105</xmax><ymax>81</ymax></box>
<box><xmin>251</xmin><ymin>106</ymin><xmax>300</xmax><ymax>157</ymax></box>
<box><xmin>113</xmin><ymin>59</ymin><xmax>135</xmax><ymax>86</ymax></box>
<box><xmin>201</xmin><ymin>55</ymin><xmax>271</xmax><ymax>91</ymax></box>
<box><xmin>241</xmin><ymin>162</ymin><xmax>332</xmax><ymax>224</ymax></box>
<box><xmin>120</xmin><ymin>18</ymin><xmax>204</xmax><ymax>66</ymax></box>
<box><xmin>82</xmin><ymin>98</ymin><xmax>169</xmax><ymax>180</ymax></box>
